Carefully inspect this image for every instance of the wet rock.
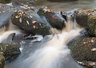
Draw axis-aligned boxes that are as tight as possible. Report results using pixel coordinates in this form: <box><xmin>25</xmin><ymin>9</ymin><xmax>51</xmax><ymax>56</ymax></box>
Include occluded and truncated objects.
<box><xmin>11</xmin><ymin>10</ymin><xmax>51</xmax><ymax>36</ymax></box>
<box><xmin>0</xmin><ymin>43</ymin><xmax>20</xmax><ymax>62</ymax></box>
<box><xmin>0</xmin><ymin>53</ymin><xmax>5</xmax><ymax>68</ymax></box>
<box><xmin>37</xmin><ymin>8</ymin><xmax>65</xmax><ymax>30</ymax></box>
<box><xmin>68</xmin><ymin>37</ymin><xmax>96</xmax><ymax>68</ymax></box>
<box><xmin>76</xmin><ymin>9</ymin><xmax>96</xmax><ymax>36</ymax></box>
<box><xmin>76</xmin><ymin>13</ymin><xmax>88</xmax><ymax>28</ymax></box>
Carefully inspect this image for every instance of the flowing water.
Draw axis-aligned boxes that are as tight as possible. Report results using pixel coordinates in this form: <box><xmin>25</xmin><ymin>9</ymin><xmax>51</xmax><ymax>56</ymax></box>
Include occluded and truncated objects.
<box><xmin>1</xmin><ymin>0</ymin><xmax>96</xmax><ymax>68</ymax></box>
<box><xmin>30</xmin><ymin>0</ymin><xmax>96</xmax><ymax>11</ymax></box>
<box><xmin>5</xmin><ymin>0</ymin><xmax>96</xmax><ymax>11</ymax></box>
<box><xmin>5</xmin><ymin>13</ymin><xmax>85</xmax><ymax>68</ymax></box>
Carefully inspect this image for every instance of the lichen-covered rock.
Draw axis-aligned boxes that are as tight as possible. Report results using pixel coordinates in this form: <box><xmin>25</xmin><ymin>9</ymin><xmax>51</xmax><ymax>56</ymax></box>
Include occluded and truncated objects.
<box><xmin>37</xmin><ymin>8</ymin><xmax>65</xmax><ymax>30</ymax></box>
<box><xmin>11</xmin><ymin>10</ymin><xmax>51</xmax><ymax>36</ymax></box>
<box><xmin>76</xmin><ymin>9</ymin><xmax>96</xmax><ymax>36</ymax></box>
<box><xmin>0</xmin><ymin>53</ymin><xmax>5</xmax><ymax>68</ymax></box>
<box><xmin>0</xmin><ymin>43</ymin><xmax>20</xmax><ymax>62</ymax></box>
<box><xmin>68</xmin><ymin>37</ymin><xmax>96</xmax><ymax>67</ymax></box>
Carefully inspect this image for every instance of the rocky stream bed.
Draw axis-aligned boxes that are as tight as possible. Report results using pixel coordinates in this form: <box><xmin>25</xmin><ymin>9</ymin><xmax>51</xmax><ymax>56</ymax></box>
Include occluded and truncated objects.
<box><xmin>0</xmin><ymin>1</ymin><xmax>96</xmax><ymax>68</ymax></box>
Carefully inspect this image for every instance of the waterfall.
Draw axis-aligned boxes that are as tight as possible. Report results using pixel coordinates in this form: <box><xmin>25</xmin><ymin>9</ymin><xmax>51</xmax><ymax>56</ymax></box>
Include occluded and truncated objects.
<box><xmin>5</xmin><ymin>12</ymin><xmax>85</xmax><ymax>68</ymax></box>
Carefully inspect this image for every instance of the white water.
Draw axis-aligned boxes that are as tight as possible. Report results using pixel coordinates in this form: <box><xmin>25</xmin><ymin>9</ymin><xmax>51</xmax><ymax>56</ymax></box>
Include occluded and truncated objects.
<box><xmin>0</xmin><ymin>30</ymin><xmax>21</xmax><ymax>43</ymax></box>
<box><xmin>5</xmin><ymin>15</ymin><xmax>85</xmax><ymax>68</ymax></box>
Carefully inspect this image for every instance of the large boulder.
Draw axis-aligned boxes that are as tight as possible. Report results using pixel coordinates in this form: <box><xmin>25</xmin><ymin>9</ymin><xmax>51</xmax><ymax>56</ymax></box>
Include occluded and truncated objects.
<box><xmin>0</xmin><ymin>43</ymin><xmax>20</xmax><ymax>62</ymax></box>
<box><xmin>11</xmin><ymin>10</ymin><xmax>51</xmax><ymax>36</ymax></box>
<box><xmin>0</xmin><ymin>53</ymin><xmax>5</xmax><ymax>68</ymax></box>
<box><xmin>68</xmin><ymin>37</ymin><xmax>96</xmax><ymax>67</ymax></box>
<box><xmin>37</xmin><ymin>8</ymin><xmax>65</xmax><ymax>30</ymax></box>
<box><xmin>76</xmin><ymin>9</ymin><xmax>96</xmax><ymax>36</ymax></box>
<box><xmin>11</xmin><ymin>8</ymin><xmax>66</xmax><ymax>36</ymax></box>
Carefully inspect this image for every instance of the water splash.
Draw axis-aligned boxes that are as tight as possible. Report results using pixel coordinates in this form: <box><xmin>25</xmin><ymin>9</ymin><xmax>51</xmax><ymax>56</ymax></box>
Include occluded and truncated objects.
<box><xmin>0</xmin><ymin>30</ymin><xmax>21</xmax><ymax>43</ymax></box>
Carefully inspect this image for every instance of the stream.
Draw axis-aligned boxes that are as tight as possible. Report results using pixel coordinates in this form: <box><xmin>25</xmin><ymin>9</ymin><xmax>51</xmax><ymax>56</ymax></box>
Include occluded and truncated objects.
<box><xmin>27</xmin><ymin>0</ymin><xmax>96</xmax><ymax>11</ymax></box>
<box><xmin>5</xmin><ymin>13</ymin><xmax>85</xmax><ymax>68</ymax></box>
<box><xmin>0</xmin><ymin>0</ymin><xmax>96</xmax><ymax>68</ymax></box>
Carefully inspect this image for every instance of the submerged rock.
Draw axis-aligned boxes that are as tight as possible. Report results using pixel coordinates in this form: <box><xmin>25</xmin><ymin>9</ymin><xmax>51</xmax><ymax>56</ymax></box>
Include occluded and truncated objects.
<box><xmin>0</xmin><ymin>53</ymin><xmax>5</xmax><ymax>68</ymax></box>
<box><xmin>68</xmin><ymin>37</ymin><xmax>96</xmax><ymax>68</ymax></box>
<box><xmin>11</xmin><ymin>10</ymin><xmax>51</xmax><ymax>36</ymax></box>
<box><xmin>0</xmin><ymin>43</ymin><xmax>20</xmax><ymax>62</ymax></box>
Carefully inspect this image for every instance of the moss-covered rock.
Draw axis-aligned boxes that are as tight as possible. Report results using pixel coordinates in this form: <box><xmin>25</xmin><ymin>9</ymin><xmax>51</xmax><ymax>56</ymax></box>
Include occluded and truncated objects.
<box><xmin>0</xmin><ymin>53</ymin><xmax>5</xmax><ymax>68</ymax></box>
<box><xmin>76</xmin><ymin>9</ymin><xmax>96</xmax><ymax>36</ymax></box>
<box><xmin>11</xmin><ymin>10</ymin><xmax>51</xmax><ymax>36</ymax></box>
<box><xmin>88</xmin><ymin>15</ymin><xmax>96</xmax><ymax>36</ymax></box>
<box><xmin>76</xmin><ymin>13</ymin><xmax>88</xmax><ymax>28</ymax></box>
<box><xmin>68</xmin><ymin>37</ymin><xmax>96</xmax><ymax>67</ymax></box>
<box><xmin>0</xmin><ymin>43</ymin><xmax>20</xmax><ymax>62</ymax></box>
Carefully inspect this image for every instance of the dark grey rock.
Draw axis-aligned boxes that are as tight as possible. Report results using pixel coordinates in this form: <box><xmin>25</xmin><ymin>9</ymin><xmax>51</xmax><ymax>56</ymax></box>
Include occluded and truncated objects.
<box><xmin>11</xmin><ymin>10</ymin><xmax>51</xmax><ymax>36</ymax></box>
<box><xmin>37</xmin><ymin>8</ymin><xmax>65</xmax><ymax>30</ymax></box>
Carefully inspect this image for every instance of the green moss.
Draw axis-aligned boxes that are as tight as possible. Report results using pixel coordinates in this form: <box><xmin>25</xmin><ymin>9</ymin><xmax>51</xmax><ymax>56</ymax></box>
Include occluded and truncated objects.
<box><xmin>0</xmin><ymin>43</ymin><xmax>20</xmax><ymax>62</ymax></box>
<box><xmin>0</xmin><ymin>54</ymin><xmax>5</xmax><ymax>68</ymax></box>
<box><xmin>0</xmin><ymin>44</ymin><xmax>7</xmax><ymax>52</ymax></box>
<box><xmin>88</xmin><ymin>15</ymin><xmax>96</xmax><ymax>36</ymax></box>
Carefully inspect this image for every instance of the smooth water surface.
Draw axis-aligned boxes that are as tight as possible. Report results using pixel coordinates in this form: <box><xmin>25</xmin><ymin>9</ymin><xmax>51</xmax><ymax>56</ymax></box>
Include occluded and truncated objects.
<box><xmin>31</xmin><ymin>0</ymin><xmax>96</xmax><ymax>11</ymax></box>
